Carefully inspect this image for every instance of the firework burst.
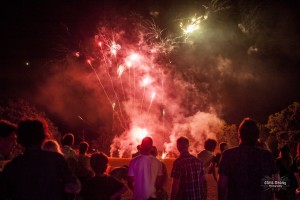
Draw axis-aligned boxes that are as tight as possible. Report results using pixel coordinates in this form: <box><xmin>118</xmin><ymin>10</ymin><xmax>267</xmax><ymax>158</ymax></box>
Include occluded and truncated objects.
<box><xmin>67</xmin><ymin>8</ymin><xmax>225</xmax><ymax>158</ymax></box>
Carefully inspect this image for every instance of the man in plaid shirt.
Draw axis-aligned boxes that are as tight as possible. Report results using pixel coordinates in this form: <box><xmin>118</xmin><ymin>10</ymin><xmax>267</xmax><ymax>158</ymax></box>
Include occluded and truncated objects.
<box><xmin>171</xmin><ymin>136</ymin><xmax>205</xmax><ymax>200</ymax></box>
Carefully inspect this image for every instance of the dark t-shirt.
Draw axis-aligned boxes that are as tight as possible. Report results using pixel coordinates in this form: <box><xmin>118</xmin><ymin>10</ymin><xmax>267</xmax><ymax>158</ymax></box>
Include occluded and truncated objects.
<box><xmin>0</xmin><ymin>149</ymin><xmax>77</xmax><ymax>200</ymax></box>
<box><xmin>80</xmin><ymin>175</ymin><xmax>124</xmax><ymax>200</ymax></box>
<box><xmin>218</xmin><ymin>145</ymin><xmax>277</xmax><ymax>200</ymax></box>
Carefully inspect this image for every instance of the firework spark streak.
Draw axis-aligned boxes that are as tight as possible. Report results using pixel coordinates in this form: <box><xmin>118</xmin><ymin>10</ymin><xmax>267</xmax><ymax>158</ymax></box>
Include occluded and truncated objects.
<box><xmin>87</xmin><ymin>60</ymin><xmax>112</xmax><ymax>105</ymax></box>
<box><xmin>147</xmin><ymin>92</ymin><xmax>156</xmax><ymax>113</ymax></box>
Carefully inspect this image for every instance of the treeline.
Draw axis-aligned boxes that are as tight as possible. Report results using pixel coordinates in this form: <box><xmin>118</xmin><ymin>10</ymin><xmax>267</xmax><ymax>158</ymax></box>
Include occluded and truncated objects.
<box><xmin>217</xmin><ymin>102</ymin><xmax>300</xmax><ymax>157</ymax></box>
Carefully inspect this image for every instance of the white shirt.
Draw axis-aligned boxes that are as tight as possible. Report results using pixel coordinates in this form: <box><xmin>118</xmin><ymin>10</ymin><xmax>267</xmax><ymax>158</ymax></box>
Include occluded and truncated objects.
<box><xmin>128</xmin><ymin>154</ymin><xmax>163</xmax><ymax>200</ymax></box>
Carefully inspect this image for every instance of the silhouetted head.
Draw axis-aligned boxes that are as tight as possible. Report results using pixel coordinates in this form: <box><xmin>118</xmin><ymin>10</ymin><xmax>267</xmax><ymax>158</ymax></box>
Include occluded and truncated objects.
<box><xmin>151</xmin><ymin>146</ymin><xmax>158</xmax><ymax>157</ymax></box>
<box><xmin>140</xmin><ymin>136</ymin><xmax>153</xmax><ymax>155</ymax></box>
<box><xmin>297</xmin><ymin>143</ymin><xmax>300</xmax><ymax>156</ymax></box>
<box><xmin>17</xmin><ymin>118</ymin><xmax>49</xmax><ymax>148</ymax></box>
<box><xmin>177</xmin><ymin>136</ymin><xmax>189</xmax><ymax>153</ymax></box>
<box><xmin>62</xmin><ymin>133</ymin><xmax>74</xmax><ymax>146</ymax></box>
<box><xmin>0</xmin><ymin>120</ymin><xmax>17</xmax><ymax>139</ymax></box>
<box><xmin>90</xmin><ymin>152</ymin><xmax>108</xmax><ymax>175</ymax></box>
<box><xmin>0</xmin><ymin>120</ymin><xmax>17</xmax><ymax>158</ymax></box>
<box><xmin>238</xmin><ymin>117</ymin><xmax>259</xmax><ymax>146</ymax></box>
<box><xmin>204</xmin><ymin>139</ymin><xmax>217</xmax><ymax>152</ymax></box>
<box><xmin>79</xmin><ymin>141</ymin><xmax>89</xmax><ymax>154</ymax></box>
<box><xmin>42</xmin><ymin>139</ymin><xmax>63</xmax><ymax>155</ymax></box>
<box><xmin>279</xmin><ymin>145</ymin><xmax>290</xmax><ymax>158</ymax></box>
<box><xmin>219</xmin><ymin>142</ymin><xmax>228</xmax><ymax>152</ymax></box>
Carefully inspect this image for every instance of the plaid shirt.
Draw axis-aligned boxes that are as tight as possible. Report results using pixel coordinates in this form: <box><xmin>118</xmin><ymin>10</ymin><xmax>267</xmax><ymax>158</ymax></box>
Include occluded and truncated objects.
<box><xmin>171</xmin><ymin>151</ymin><xmax>204</xmax><ymax>200</ymax></box>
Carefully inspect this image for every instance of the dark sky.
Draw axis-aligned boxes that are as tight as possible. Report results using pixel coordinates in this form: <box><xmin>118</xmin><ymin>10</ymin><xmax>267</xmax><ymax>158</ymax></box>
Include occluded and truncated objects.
<box><xmin>1</xmin><ymin>0</ymin><xmax>300</xmax><ymax>133</ymax></box>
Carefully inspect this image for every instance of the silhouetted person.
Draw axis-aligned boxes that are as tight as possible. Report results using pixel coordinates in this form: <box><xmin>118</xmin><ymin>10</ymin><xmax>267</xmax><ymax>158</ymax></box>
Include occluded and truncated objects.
<box><xmin>197</xmin><ymin>139</ymin><xmax>217</xmax><ymax>199</ymax></box>
<box><xmin>109</xmin><ymin>165</ymin><xmax>128</xmax><ymax>182</ymax></box>
<box><xmin>132</xmin><ymin>144</ymin><xmax>141</xmax><ymax>158</ymax></box>
<box><xmin>275</xmin><ymin>145</ymin><xmax>298</xmax><ymax>200</ymax></box>
<box><xmin>79</xmin><ymin>152</ymin><xmax>127</xmax><ymax>200</ymax></box>
<box><xmin>0</xmin><ymin>120</ymin><xmax>16</xmax><ymax>172</ymax></box>
<box><xmin>171</xmin><ymin>136</ymin><xmax>205</xmax><ymax>200</ymax></box>
<box><xmin>218</xmin><ymin>117</ymin><xmax>277</xmax><ymax>200</ymax></box>
<box><xmin>215</xmin><ymin>142</ymin><xmax>228</xmax><ymax>168</ymax></box>
<box><xmin>0</xmin><ymin>118</ymin><xmax>81</xmax><ymax>200</ymax></box>
<box><xmin>62</xmin><ymin>133</ymin><xmax>78</xmax><ymax>173</ymax></box>
<box><xmin>294</xmin><ymin>143</ymin><xmax>300</xmax><ymax>180</ymax></box>
<box><xmin>294</xmin><ymin>143</ymin><xmax>300</xmax><ymax>171</ymax></box>
<box><xmin>76</xmin><ymin>141</ymin><xmax>93</xmax><ymax>185</ymax></box>
<box><xmin>151</xmin><ymin>146</ymin><xmax>168</xmax><ymax>200</ymax></box>
<box><xmin>42</xmin><ymin>139</ymin><xmax>64</xmax><ymax>155</ymax></box>
<box><xmin>294</xmin><ymin>143</ymin><xmax>300</xmax><ymax>197</ymax></box>
<box><xmin>128</xmin><ymin>136</ymin><xmax>163</xmax><ymax>200</ymax></box>
<box><xmin>108</xmin><ymin>165</ymin><xmax>129</xmax><ymax>200</ymax></box>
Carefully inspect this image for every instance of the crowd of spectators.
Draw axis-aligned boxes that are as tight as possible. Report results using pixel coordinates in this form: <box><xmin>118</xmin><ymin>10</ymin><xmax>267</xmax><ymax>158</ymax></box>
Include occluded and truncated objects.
<box><xmin>0</xmin><ymin>117</ymin><xmax>300</xmax><ymax>199</ymax></box>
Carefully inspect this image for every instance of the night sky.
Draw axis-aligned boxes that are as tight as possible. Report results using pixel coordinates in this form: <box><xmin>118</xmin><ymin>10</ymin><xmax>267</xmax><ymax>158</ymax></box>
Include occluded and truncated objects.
<box><xmin>1</xmin><ymin>0</ymin><xmax>300</xmax><ymax>134</ymax></box>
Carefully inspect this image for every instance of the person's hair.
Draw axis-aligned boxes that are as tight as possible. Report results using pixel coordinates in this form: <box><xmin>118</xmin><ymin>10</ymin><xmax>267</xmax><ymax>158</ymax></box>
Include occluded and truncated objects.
<box><xmin>90</xmin><ymin>152</ymin><xmax>108</xmax><ymax>174</ymax></box>
<box><xmin>0</xmin><ymin>120</ymin><xmax>17</xmax><ymax>138</ymax></box>
<box><xmin>62</xmin><ymin>133</ymin><xmax>74</xmax><ymax>146</ymax></box>
<box><xmin>42</xmin><ymin>139</ymin><xmax>63</xmax><ymax>155</ymax></box>
<box><xmin>177</xmin><ymin>136</ymin><xmax>189</xmax><ymax>152</ymax></box>
<box><xmin>219</xmin><ymin>142</ymin><xmax>228</xmax><ymax>152</ymax></box>
<box><xmin>204</xmin><ymin>139</ymin><xmax>217</xmax><ymax>152</ymax></box>
<box><xmin>17</xmin><ymin>118</ymin><xmax>49</xmax><ymax>148</ymax></box>
<box><xmin>238</xmin><ymin>117</ymin><xmax>259</xmax><ymax>145</ymax></box>
<box><xmin>140</xmin><ymin>137</ymin><xmax>153</xmax><ymax>153</ymax></box>
<box><xmin>79</xmin><ymin>141</ymin><xmax>89</xmax><ymax>154</ymax></box>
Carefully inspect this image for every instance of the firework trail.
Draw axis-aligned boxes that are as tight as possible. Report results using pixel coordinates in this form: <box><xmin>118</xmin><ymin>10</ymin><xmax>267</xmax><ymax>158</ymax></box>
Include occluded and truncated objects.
<box><xmin>147</xmin><ymin>92</ymin><xmax>156</xmax><ymax>113</ymax></box>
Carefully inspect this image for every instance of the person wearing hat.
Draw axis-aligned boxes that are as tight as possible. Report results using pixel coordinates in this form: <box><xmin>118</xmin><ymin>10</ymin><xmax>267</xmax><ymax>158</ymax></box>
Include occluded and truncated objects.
<box><xmin>128</xmin><ymin>136</ymin><xmax>163</xmax><ymax>200</ymax></box>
